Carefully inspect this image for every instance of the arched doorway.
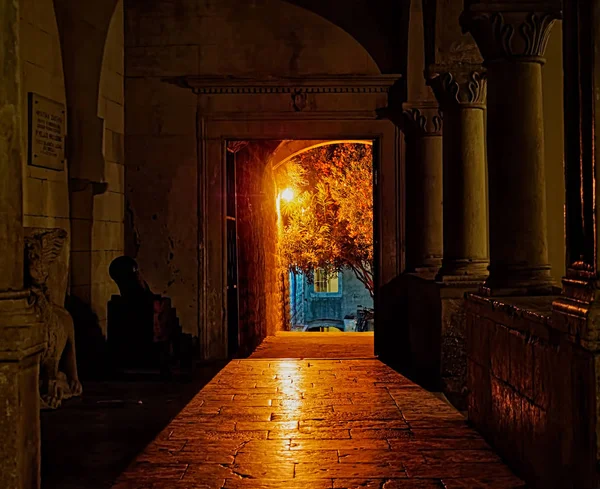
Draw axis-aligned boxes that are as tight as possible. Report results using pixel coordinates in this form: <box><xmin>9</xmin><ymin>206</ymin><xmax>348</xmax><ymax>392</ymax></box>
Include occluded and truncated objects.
<box><xmin>226</xmin><ymin>140</ymin><xmax>378</xmax><ymax>356</ymax></box>
<box><xmin>123</xmin><ymin>0</ymin><xmax>406</xmax><ymax>361</ymax></box>
<box><xmin>187</xmin><ymin>103</ymin><xmax>402</xmax><ymax>360</ymax></box>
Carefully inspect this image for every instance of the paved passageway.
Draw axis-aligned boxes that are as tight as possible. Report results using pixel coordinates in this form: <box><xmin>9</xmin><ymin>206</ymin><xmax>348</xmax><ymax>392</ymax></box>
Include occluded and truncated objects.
<box><xmin>113</xmin><ymin>334</ymin><xmax>525</xmax><ymax>489</ymax></box>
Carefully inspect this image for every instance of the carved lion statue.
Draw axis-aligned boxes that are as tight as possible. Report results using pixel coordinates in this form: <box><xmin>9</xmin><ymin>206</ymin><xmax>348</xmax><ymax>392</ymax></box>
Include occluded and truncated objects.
<box><xmin>25</xmin><ymin>228</ymin><xmax>82</xmax><ymax>409</ymax></box>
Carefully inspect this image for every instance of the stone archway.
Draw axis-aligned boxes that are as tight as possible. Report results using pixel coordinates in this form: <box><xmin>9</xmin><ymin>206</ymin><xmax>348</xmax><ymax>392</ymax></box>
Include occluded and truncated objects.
<box><xmin>270</xmin><ymin>139</ymin><xmax>373</xmax><ymax>170</ymax></box>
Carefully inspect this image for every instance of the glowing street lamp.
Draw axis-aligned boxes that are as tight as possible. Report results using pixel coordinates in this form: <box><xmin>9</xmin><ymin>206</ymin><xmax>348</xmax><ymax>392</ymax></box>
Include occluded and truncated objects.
<box><xmin>281</xmin><ymin>188</ymin><xmax>294</xmax><ymax>202</ymax></box>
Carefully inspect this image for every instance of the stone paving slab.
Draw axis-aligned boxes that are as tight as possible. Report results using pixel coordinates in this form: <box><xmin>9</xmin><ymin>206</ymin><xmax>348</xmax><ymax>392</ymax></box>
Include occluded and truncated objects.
<box><xmin>112</xmin><ymin>356</ymin><xmax>526</xmax><ymax>489</ymax></box>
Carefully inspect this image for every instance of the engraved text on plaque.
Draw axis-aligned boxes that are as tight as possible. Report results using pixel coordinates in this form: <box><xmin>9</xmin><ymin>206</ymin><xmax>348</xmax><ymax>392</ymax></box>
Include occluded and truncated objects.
<box><xmin>28</xmin><ymin>93</ymin><xmax>66</xmax><ymax>171</ymax></box>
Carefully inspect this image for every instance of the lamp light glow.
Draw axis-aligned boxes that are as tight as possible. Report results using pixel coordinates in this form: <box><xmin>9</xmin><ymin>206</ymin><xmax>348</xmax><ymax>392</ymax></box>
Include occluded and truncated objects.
<box><xmin>281</xmin><ymin>188</ymin><xmax>294</xmax><ymax>202</ymax></box>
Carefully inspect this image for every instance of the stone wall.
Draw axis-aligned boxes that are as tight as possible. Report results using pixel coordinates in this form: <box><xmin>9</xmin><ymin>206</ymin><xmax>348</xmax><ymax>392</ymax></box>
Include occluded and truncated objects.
<box><xmin>235</xmin><ymin>142</ymin><xmax>286</xmax><ymax>356</ymax></box>
<box><xmin>543</xmin><ymin>22</ymin><xmax>565</xmax><ymax>285</ymax></box>
<box><xmin>20</xmin><ymin>0</ymin><xmax>69</xmax><ymax>232</ymax></box>
<box><xmin>303</xmin><ymin>269</ymin><xmax>373</xmax><ymax>325</ymax></box>
<box><xmin>124</xmin><ymin>0</ymin><xmax>381</xmax><ymax>339</ymax></box>
<box><xmin>466</xmin><ymin>295</ymin><xmax>598</xmax><ymax>488</ymax></box>
<box><xmin>94</xmin><ymin>0</ymin><xmax>125</xmax><ymax>335</ymax></box>
<box><xmin>70</xmin><ymin>1</ymin><xmax>125</xmax><ymax>339</ymax></box>
<box><xmin>19</xmin><ymin>0</ymin><xmax>125</xmax><ymax>357</ymax></box>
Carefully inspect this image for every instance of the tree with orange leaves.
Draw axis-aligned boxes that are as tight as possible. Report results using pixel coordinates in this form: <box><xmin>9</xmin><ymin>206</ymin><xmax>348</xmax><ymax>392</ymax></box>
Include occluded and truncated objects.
<box><xmin>279</xmin><ymin>143</ymin><xmax>374</xmax><ymax>297</ymax></box>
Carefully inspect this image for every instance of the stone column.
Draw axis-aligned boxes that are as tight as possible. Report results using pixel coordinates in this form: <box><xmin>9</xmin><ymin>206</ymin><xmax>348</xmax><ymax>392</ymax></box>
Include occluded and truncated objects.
<box><xmin>428</xmin><ymin>66</ymin><xmax>489</xmax><ymax>282</ymax></box>
<box><xmin>0</xmin><ymin>0</ymin><xmax>45</xmax><ymax>488</ymax></box>
<box><xmin>402</xmin><ymin>103</ymin><xmax>444</xmax><ymax>277</ymax></box>
<box><xmin>462</xmin><ymin>4</ymin><xmax>560</xmax><ymax>294</ymax></box>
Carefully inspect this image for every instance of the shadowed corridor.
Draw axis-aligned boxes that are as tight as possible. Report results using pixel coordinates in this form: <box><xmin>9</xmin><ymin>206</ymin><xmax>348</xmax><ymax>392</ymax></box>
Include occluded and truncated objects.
<box><xmin>111</xmin><ymin>334</ymin><xmax>525</xmax><ymax>489</ymax></box>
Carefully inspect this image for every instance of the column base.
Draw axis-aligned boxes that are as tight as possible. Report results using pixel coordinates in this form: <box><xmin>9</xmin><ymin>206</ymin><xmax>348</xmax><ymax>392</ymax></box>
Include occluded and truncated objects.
<box><xmin>414</xmin><ymin>267</ymin><xmax>441</xmax><ymax>280</ymax></box>
<box><xmin>0</xmin><ymin>291</ymin><xmax>45</xmax><ymax>489</ymax></box>
<box><xmin>481</xmin><ymin>264</ymin><xmax>556</xmax><ymax>297</ymax></box>
<box><xmin>413</xmin><ymin>256</ymin><xmax>442</xmax><ymax>280</ymax></box>
<box><xmin>435</xmin><ymin>259</ymin><xmax>489</xmax><ymax>283</ymax></box>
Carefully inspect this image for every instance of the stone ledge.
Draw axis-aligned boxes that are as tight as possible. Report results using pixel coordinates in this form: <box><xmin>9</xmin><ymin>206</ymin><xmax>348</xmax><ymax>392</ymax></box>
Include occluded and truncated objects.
<box><xmin>466</xmin><ymin>293</ymin><xmax>556</xmax><ymax>342</ymax></box>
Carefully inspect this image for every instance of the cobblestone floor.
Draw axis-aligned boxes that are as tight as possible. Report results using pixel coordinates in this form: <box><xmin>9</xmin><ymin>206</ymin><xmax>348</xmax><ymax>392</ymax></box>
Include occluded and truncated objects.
<box><xmin>113</xmin><ymin>336</ymin><xmax>525</xmax><ymax>489</ymax></box>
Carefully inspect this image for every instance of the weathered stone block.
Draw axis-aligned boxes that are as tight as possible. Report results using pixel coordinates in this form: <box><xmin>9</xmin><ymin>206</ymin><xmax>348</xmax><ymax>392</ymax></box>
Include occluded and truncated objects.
<box><xmin>440</xmin><ymin>297</ymin><xmax>468</xmax><ymax>402</ymax></box>
<box><xmin>92</xmin><ymin>250</ymin><xmax>121</xmax><ymax>286</ymax></box>
<box><xmin>23</xmin><ymin>178</ymin><xmax>45</xmax><ymax>217</ymax></box>
<box><xmin>27</xmin><ymin>0</ymin><xmax>61</xmax><ymax>37</ymax></box>
<box><xmin>27</xmin><ymin>164</ymin><xmax>67</xmax><ymax>183</ymax></box>
<box><xmin>532</xmin><ymin>340</ymin><xmax>553</xmax><ymax>410</ymax></box>
<box><xmin>126</xmin><ymin>45</ymin><xmax>200</xmax><ymax>77</ymax></box>
<box><xmin>100</xmin><ymin>70</ymin><xmax>124</xmax><ymax>106</ymax></box>
<box><xmin>490</xmin><ymin>377</ymin><xmax>513</xmax><ymax>458</ymax></box>
<box><xmin>93</xmin><ymin>191</ymin><xmax>124</xmax><ymax>223</ymax></box>
<box><xmin>91</xmin><ymin>283</ymin><xmax>109</xmax><ymax>321</ymax></box>
<box><xmin>466</xmin><ymin>359</ymin><xmax>491</xmax><ymax>434</ymax></box>
<box><xmin>508</xmin><ymin>328</ymin><xmax>533</xmax><ymax>399</ymax></box>
<box><xmin>466</xmin><ymin>294</ymin><xmax>600</xmax><ymax>487</ymax></box>
<box><xmin>106</xmin><ymin>9</ymin><xmax>124</xmax><ymax>70</ymax></box>
<box><xmin>23</xmin><ymin>215</ymin><xmax>70</xmax><ymax>233</ymax></box>
<box><xmin>490</xmin><ymin>323</ymin><xmax>511</xmax><ymax>382</ymax></box>
<box><xmin>70</xmin><ymin>218</ymin><xmax>93</xmax><ymax>252</ymax></box>
<box><xmin>105</xmin><ymin>129</ymin><xmax>125</xmax><ymax>164</ymax></box>
<box><xmin>22</xmin><ymin>61</ymin><xmax>65</xmax><ymax>108</ymax></box>
<box><xmin>105</xmin><ymin>162</ymin><xmax>125</xmax><ymax>193</ymax></box>
<box><xmin>0</xmin><ymin>293</ymin><xmax>45</xmax><ymax>489</ymax></box>
<box><xmin>470</xmin><ymin>316</ymin><xmax>493</xmax><ymax>368</ymax></box>
<box><xmin>21</xmin><ymin>22</ymin><xmax>54</xmax><ymax>72</ymax></box>
<box><xmin>70</xmin><ymin>189</ymin><xmax>94</xmax><ymax>221</ymax></box>
<box><xmin>105</xmin><ymin>99</ymin><xmax>124</xmax><ymax>134</ymax></box>
<box><xmin>70</xmin><ymin>251</ymin><xmax>92</xmax><ymax>287</ymax></box>
<box><xmin>125</xmin><ymin>78</ymin><xmax>196</xmax><ymax>136</ymax></box>
<box><xmin>92</xmin><ymin>220</ymin><xmax>124</xmax><ymax>251</ymax></box>
<box><xmin>43</xmin><ymin>179</ymin><xmax>70</xmax><ymax>219</ymax></box>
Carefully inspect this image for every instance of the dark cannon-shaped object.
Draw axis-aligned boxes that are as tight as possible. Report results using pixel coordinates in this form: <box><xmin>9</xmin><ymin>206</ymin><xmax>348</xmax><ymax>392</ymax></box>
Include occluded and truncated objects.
<box><xmin>107</xmin><ymin>256</ymin><xmax>187</xmax><ymax>376</ymax></box>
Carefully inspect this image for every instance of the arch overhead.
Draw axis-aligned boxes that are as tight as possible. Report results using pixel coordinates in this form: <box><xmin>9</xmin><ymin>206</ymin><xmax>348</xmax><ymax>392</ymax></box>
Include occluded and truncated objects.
<box><xmin>271</xmin><ymin>140</ymin><xmax>374</xmax><ymax>171</ymax></box>
<box><xmin>125</xmin><ymin>0</ymin><xmax>389</xmax><ymax>77</ymax></box>
<box><xmin>53</xmin><ymin>0</ymin><xmax>120</xmax><ymax>182</ymax></box>
<box><xmin>283</xmin><ymin>0</ymin><xmax>411</xmax><ymax>75</ymax></box>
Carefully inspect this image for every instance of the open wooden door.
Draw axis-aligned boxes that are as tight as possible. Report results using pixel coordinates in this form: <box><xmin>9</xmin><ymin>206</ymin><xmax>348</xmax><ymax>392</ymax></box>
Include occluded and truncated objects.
<box><xmin>226</xmin><ymin>146</ymin><xmax>239</xmax><ymax>357</ymax></box>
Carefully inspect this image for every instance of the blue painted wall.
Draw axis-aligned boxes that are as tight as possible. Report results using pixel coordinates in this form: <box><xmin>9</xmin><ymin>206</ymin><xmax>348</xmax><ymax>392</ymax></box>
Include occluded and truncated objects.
<box><xmin>289</xmin><ymin>269</ymin><xmax>373</xmax><ymax>329</ymax></box>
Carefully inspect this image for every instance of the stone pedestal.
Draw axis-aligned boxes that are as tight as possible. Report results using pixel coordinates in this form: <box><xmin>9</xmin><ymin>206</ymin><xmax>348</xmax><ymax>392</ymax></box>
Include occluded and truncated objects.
<box><xmin>402</xmin><ymin>103</ymin><xmax>444</xmax><ymax>277</ymax></box>
<box><xmin>394</xmin><ymin>274</ymin><xmax>479</xmax><ymax>409</ymax></box>
<box><xmin>428</xmin><ymin>66</ymin><xmax>489</xmax><ymax>283</ymax></box>
<box><xmin>0</xmin><ymin>293</ymin><xmax>45</xmax><ymax>489</ymax></box>
<box><xmin>462</xmin><ymin>4</ymin><xmax>560</xmax><ymax>295</ymax></box>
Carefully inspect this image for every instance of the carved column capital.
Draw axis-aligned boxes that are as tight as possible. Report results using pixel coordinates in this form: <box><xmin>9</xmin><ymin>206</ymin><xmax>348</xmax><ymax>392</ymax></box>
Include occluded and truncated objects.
<box><xmin>401</xmin><ymin>103</ymin><xmax>443</xmax><ymax>138</ymax></box>
<box><xmin>461</xmin><ymin>4</ymin><xmax>561</xmax><ymax>63</ymax></box>
<box><xmin>427</xmin><ymin>65</ymin><xmax>487</xmax><ymax>110</ymax></box>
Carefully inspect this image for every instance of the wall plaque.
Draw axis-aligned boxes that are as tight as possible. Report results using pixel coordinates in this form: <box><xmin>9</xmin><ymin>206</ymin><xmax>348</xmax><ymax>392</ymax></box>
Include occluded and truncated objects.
<box><xmin>28</xmin><ymin>93</ymin><xmax>66</xmax><ymax>171</ymax></box>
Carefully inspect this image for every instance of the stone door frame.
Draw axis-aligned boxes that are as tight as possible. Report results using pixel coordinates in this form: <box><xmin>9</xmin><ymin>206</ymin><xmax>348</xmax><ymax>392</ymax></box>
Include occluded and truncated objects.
<box><xmin>169</xmin><ymin>75</ymin><xmax>404</xmax><ymax>360</ymax></box>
